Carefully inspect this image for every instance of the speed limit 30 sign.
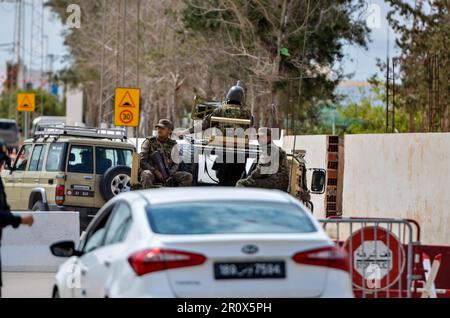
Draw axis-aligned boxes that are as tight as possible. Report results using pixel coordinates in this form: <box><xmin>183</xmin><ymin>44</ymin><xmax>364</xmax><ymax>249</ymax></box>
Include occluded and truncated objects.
<box><xmin>114</xmin><ymin>87</ymin><xmax>140</xmax><ymax>127</ymax></box>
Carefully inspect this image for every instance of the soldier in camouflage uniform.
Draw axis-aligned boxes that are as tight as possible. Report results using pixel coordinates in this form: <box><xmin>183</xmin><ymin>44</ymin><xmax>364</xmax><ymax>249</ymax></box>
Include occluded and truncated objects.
<box><xmin>139</xmin><ymin>119</ymin><xmax>192</xmax><ymax>188</ymax></box>
<box><xmin>178</xmin><ymin>81</ymin><xmax>253</xmax><ymax>186</ymax></box>
<box><xmin>236</xmin><ymin>128</ymin><xmax>289</xmax><ymax>192</ymax></box>
<box><xmin>185</xmin><ymin>82</ymin><xmax>253</xmax><ymax>135</ymax></box>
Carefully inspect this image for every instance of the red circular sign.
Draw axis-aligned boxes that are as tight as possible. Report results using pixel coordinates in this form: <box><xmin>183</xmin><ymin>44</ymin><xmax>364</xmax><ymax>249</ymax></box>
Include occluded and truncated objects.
<box><xmin>119</xmin><ymin>110</ymin><xmax>133</xmax><ymax>124</ymax></box>
<box><xmin>343</xmin><ymin>226</ymin><xmax>405</xmax><ymax>291</ymax></box>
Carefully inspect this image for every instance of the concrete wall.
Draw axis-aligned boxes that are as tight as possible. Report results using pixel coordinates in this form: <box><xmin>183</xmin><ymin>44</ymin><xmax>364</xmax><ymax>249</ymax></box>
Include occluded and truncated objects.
<box><xmin>2</xmin><ymin>211</ymin><xmax>80</xmax><ymax>272</ymax></box>
<box><xmin>283</xmin><ymin>135</ymin><xmax>328</xmax><ymax>218</ymax></box>
<box><xmin>66</xmin><ymin>88</ymin><xmax>84</xmax><ymax>126</ymax></box>
<box><xmin>342</xmin><ymin>133</ymin><xmax>450</xmax><ymax>245</ymax></box>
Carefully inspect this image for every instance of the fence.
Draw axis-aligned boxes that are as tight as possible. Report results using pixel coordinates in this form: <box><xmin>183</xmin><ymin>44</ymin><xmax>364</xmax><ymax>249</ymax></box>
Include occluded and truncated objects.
<box><xmin>320</xmin><ymin>217</ymin><xmax>422</xmax><ymax>298</ymax></box>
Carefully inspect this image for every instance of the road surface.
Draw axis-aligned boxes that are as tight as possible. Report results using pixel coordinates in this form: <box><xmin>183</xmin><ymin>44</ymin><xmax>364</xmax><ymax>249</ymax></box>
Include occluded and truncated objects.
<box><xmin>2</xmin><ymin>272</ymin><xmax>54</xmax><ymax>298</ymax></box>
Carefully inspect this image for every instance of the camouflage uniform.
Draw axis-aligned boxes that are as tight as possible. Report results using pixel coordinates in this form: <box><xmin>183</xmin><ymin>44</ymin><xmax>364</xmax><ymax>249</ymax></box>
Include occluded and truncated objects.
<box><xmin>188</xmin><ymin>103</ymin><xmax>253</xmax><ymax>134</ymax></box>
<box><xmin>236</xmin><ymin>142</ymin><xmax>289</xmax><ymax>192</ymax></box>
<box><xmin>139</xmin><ymin>136</ymin><xmax>192</xmax><ymax>188</ymax></box>
<box><xmin>190</xmin><ymin>104</ymin><xmax>253</xmax><ymax>186</ymax></box>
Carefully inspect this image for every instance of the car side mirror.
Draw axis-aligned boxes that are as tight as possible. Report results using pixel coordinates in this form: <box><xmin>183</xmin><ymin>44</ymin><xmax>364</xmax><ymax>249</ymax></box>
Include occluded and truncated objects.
<box><xmin>50</xmin><ymin>241</ymin><xmax>81</xmax><ymax>257</ymax></box>
<box><xmin>310</xmin><ymin>169</ymin><xmax>326</xmax><ymax>194</ymax></box>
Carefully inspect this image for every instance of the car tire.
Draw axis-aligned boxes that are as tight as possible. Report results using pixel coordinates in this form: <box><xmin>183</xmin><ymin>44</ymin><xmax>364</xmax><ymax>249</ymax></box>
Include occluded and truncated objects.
<box><xmin>100</xmin><ymin>165</ymin><xmax>132</xmax><ymax>201</ymax></box>
<box><xmin>32</xmin><ymin>201</ymin><xmax>47</xmax><ymax>211</ymax></box>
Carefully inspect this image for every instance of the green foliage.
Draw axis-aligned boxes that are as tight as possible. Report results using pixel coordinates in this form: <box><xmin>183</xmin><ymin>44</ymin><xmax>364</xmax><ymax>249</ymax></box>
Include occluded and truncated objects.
<box><xmin>316</xmin><ymin>91</ymin><xmax>411</xmax><ymax>135</ymax></box>
<box><xmin>0</xmin><ymin>89</ymin><xmax>64</xmax><ymax>125</ymax></box>
<box><xmin>182</xmin><ymin>0</ymin><xmax>371</xmax><ymax>130</ymax></box>
<box><xmin>384</xmin><ymin>0</ymin><xmax>450</xmax><ymax>132</ymax></box>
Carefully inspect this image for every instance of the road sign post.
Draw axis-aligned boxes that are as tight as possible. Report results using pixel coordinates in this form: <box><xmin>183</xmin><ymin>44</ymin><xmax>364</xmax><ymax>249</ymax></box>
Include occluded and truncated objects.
<box><xmin>17</xmin><ymin>93</ymin><xmax>36</xmax><ymax>138</ymax></box>
<box><xmin>17</xmin><ymin>93</ymin><xmax>36</xmax><ymax>112</ymax></box>
<box><xmin>114</xmin><ymin>88</ymin><xmax>140</xmax><ymax>127</ymax></box>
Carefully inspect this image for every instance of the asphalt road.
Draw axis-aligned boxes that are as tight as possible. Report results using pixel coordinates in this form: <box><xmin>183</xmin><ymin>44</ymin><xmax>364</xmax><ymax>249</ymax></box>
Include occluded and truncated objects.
<box><xmin>2</xmin><ymin>272</ymin><xmax>55</xmax><ymax>298</ymax></box>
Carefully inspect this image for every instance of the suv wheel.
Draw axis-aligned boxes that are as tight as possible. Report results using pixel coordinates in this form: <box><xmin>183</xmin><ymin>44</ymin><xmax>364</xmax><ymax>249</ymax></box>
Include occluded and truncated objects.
<box><xmin>100</xmin><ymin>165</ymin><xmax>132</xmax><ymax>201</ymax></box>
<box><xmin>32</xmin><ymin>201</ymin><xmax>47</xmax><ymax>211</ymax></box>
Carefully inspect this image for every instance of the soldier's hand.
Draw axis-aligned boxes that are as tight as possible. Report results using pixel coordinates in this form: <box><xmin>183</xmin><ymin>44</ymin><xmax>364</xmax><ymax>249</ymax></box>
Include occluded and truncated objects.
<box><xmin>21</xmin><ymin>214</ymin><xmax>34</xmax><ymax>227</ymax></box>
<box><xmin>155</xmin><ymin>170</ymin><xmax>164</xmax><ymax>181</ymax></box>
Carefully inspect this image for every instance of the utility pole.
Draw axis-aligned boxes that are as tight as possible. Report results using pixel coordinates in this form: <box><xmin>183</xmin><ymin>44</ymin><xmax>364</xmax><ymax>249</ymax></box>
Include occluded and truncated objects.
<box><xmin>386</xmin><ymin>56</ymin><xmax>390</xmax><ymax>133</ymax></box>
<box><xmin>15</xmin><ymin>0</ymin><xmax>23</xmax><ymax>122</ymax></box>
<box><xmin>385</xmin><ymin>25</ymin><xmax>390</xmax><ymax>133</ymax></box>
<box><xmin>98</xmin><ymin>0</ymin><xmax>141</xmax><ymax>127</ymax></box>
<box><xmin>40</xmin><ymin>0</ymin><xmax>45</xmax><ymax>115</ymax></box>
<box><xmin>392</xmin><ymin>58</ymin><xmax>396</xmax><ymax>132</ymax></box>
<box><xmin>385</xmin><ymin>24</ymin><xmax>397</xmax><ymax>134</ymax></box>
<box><xmin>427</xmin><ymin>54</ymin><xmax>441</xmax><ymax>133</ymax></box>
<box><xmin>386</xmin><ymin>57</ymin><xmax>397</xmax><ymax>133</ymax></box>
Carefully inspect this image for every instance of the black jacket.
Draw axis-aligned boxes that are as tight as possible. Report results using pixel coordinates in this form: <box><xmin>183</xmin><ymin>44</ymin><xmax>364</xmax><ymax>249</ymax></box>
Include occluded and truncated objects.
<box><xmin>0</xmin><ymin>152</ymin><xmax>11</xmax><ymax>170</ymax></box>
<box><xmin>0</xmin><ymin>175</ymin><xmax>20</xmax><ymax>288</ymax></box>
<box><xmin>0</xmin><ymin>176</ymin><xmax>20</xmax><ymax>241</ymax></box>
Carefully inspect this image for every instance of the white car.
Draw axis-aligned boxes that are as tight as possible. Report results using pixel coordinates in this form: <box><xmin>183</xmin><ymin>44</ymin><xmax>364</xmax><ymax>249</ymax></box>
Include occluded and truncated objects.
<box><xmin>51</xmin><ymin>188</ymin><xmax>353</xmax><ymax>298</ymax></box>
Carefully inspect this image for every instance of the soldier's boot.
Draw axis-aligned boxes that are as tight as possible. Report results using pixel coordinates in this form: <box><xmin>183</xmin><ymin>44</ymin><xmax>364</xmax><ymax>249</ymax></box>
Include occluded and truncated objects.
<box><xmin>140</xmin><ymin>170</ymin><xmax>155</xmax><ymax>189</ymax></box>
<box><xmin>235</xmin><ymin>177</ymin><xmax>254</xmax><ymax>187</ymax></box>
<box><xmin>172</xmin><ymin>171</ymin><xmax>193</xmax><ymax>187</ymax></box>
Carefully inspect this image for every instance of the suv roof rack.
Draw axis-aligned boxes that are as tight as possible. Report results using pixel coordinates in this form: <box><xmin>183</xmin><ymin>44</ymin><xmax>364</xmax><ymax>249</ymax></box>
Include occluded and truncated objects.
<box><xmin>33</xmin><ymin>125</ymin><xmax>128</xmax><ymax>141</ymax></box>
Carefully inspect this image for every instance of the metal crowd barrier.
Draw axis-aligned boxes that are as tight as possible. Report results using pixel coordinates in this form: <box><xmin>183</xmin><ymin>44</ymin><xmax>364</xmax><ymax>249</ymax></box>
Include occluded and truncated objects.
<box><xmin>320</xmin><ymin>217</ymin><xmax>421</xmax><ymax>298</ymax></box>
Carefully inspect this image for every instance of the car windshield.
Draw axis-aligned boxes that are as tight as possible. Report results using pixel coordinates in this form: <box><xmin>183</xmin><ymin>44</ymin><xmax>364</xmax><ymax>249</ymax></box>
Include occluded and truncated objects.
<box><xmin>146</xmin><ymin>201</ymin><xmax>316</xmax><ymax>235</ymax></box>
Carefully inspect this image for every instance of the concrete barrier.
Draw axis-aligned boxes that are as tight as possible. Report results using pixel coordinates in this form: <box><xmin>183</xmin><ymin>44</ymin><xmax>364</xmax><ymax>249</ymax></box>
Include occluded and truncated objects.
<box><xmin>1</xmin><ymin>211</ymin><xmax>79</xmax><ymax>272</ymax></box>
<box><xmin>342</xmin><ymin>133</ymin><xmax>450</xmax><ymax>245</ymax></box>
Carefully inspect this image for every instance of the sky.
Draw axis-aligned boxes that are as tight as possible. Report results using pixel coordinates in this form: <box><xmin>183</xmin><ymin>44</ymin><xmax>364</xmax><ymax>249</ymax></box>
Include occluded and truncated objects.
<box><xmin>341</xmin><ymin>0</ymin><xmax>403</xmax><ymax>80</ymax></box>
<box><xmin>0</xmin><ymin>0</ymin><xmax>403</xmax><ymax>85</ymax></box>
<box><xmin>0</xmin><ymin>1</ymin><xmax>68</xmax><ymax>80</ymax></box>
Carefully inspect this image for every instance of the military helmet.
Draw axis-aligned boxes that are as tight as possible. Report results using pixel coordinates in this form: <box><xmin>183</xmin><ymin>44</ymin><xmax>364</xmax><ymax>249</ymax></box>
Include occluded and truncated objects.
<box><xmin>225</xmin><ymin>81</ymin><xmax>245</xmax><ymax>105</ymax></box>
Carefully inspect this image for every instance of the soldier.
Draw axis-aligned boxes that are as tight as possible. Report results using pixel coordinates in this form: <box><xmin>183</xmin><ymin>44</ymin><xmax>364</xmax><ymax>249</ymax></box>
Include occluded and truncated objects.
<box><xmin>139</xmin><ymin>119</ymin><xmax>193</xmax><ymax>188</ymax></box>
<box><xmin>177</xmin><ymin>81</ymin><xmax>253</xmax><ymax>186</ymax></box>
<box><xmin>236</xmin><ymin>127</ymin><xmax>289</xmax><ymax>192</ymax></box>
<box><xmin>179</xmin><ymin>81</ymin><xmax>253</xmax><ymax>135</ymax></box>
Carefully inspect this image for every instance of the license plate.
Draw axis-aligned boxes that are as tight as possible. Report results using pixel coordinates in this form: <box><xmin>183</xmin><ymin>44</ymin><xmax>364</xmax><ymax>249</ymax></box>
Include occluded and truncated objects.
<box><xmin>67</xmin><ymin>190</ymin><xmax>94</xmax><ymax>197</ymax></box>
<box><xmin>214</xmin><ymin>261</ymin><xmax>285</xmax><ymax>279</ymax></box>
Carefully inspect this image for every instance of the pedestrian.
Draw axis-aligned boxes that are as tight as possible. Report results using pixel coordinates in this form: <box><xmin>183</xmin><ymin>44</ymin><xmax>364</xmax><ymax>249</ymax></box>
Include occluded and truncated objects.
<box><xmin>0</xmin><ymin>140</ymin><xmax>34</xmax><ymax>297</ymax></box>
<box><xmin>0</xmin><ymin>139</ymin><xmax>11</xmax><ymax>170</ymax></box>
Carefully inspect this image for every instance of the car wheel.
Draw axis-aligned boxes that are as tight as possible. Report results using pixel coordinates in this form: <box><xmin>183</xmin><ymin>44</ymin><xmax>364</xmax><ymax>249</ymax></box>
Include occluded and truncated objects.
<box><xmin>100</xmin><ymin>165</ymin><xmax>132</xmax><ymax>201</ymax></box>
<box><xmin>32</xmin><ymin>201</ymin><xmax>47</xmax><ymax>211</ymax></box>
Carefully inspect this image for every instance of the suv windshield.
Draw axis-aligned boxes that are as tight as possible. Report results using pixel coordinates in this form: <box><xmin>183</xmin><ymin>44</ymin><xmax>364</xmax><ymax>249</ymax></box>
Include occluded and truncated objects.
<box><xmin>146</xmin><ymin>201</ymin><xmax>316</xmax><ymax>235</ymax></box>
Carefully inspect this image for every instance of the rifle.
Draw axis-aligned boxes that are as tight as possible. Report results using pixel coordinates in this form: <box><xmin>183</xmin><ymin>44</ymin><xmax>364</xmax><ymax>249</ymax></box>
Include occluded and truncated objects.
<box><xmin>150</xmin><ymin>151</ymin><xmax>171</xmax><ymax>184</ymax></box>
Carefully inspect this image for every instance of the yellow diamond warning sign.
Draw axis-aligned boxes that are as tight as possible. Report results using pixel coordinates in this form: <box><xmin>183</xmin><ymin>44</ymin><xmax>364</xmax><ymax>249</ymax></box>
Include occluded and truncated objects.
<box><xmin>114</xmin><ymin>87</ymin><xmax>140</xmax><ymax>127</ymax></box>
<box><xmin>17</xmin><ymin>93</ymin><xmax>35</xmax><ymax>112</ymax></box>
